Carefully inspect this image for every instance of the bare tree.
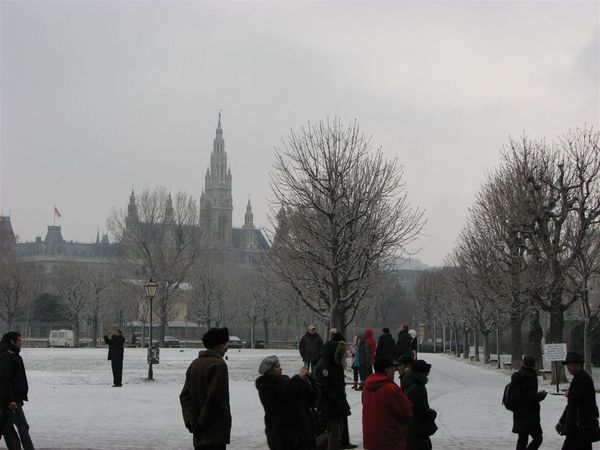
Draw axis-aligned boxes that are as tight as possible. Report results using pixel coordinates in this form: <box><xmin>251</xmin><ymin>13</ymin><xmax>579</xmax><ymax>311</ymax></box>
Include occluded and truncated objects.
<box><xmin>268</xmin><ymin>119</ymin><xmax>425</xmax><ymax>335</ymax></box>
<box><xmin>560</xmin><ymin>128</ymin><xmax>600</xmax><ymax>373</ymax></box>
<box><xmin>53</xmin><ymin>264</ymin><xmax>89</xmax><ymax>346</ymax></box>
<box><xmin>188</xmin><ymin>255</ymin><xmax>228</xmax><ymax>330</ymax></box>
<box><xmin>108</xmin><ymin>188</ymin><xmax>204</xmax><ymax>344</ymax></box>
<box><xmin>84</xmin><ymin>266</ymin><xmax>115</xmax><ymax>347</ymax></box>
<box><xmin>0</xmin><ymin>260</ymin><xmax>30</xmax><ymax>330</ymax></box>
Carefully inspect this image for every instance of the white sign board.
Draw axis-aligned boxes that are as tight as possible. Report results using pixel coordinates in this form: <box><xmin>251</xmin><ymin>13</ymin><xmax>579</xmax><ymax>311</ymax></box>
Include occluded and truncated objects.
<box><xmin>544</xmin><ymin>343</ymin><xmax>568</xmax><ymax>362</ymax></box>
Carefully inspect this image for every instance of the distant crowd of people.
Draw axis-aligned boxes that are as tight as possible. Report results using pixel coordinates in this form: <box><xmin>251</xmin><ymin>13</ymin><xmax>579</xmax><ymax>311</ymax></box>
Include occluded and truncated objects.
<box><xmin>0</xmin><ymin>326</ymin><xmax>598</xmax><ymax>450</ymax></box>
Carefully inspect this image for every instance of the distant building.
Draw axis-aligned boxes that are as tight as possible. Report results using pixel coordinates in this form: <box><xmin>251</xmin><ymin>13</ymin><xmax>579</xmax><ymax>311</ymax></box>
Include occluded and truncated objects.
<box><xmin>13</xmin><ymin>114</ymin><xmax>268</xmax><ymax>293</ymax></box>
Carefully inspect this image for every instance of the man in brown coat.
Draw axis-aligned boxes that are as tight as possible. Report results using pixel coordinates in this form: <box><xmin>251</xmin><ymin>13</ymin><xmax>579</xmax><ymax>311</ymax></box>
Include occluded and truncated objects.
<box><xmin>180</xmin><ymin>327</ymin><xmax>231</xmax><ymax>450</ymax></box>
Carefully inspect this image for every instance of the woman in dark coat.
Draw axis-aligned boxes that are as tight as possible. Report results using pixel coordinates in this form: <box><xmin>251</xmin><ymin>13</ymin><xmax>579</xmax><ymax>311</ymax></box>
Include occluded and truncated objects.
<box><xmin>315</xmin><ymin>338</ymin><xmax>351</xmax><ymax>450</ymax></box>
<box><xmin>256</xmin><ymin>355</ymin><xmax>319</xmax><ymax>450</ymax></box>
<box><xmin>556</xmin><ymin>352</ymin><xmax>599</xmax><ymax>450</ymax></box>
<box><xmin>403</xmin><ymin>360</ymin><xmax>437</xmax><ymax>450</ymax></box>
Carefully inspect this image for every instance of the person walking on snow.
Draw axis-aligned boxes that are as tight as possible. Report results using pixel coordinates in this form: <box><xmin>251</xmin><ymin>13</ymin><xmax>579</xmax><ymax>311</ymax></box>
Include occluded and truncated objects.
<box><xmin>0</xmin><ymin>331</ymin><xmax>35</xmax><ymax>450</ymax></box>
<box><xmin>511</xmin><ymin>355</ymin><xmax>547</xmax><ymax>450</ymax></box>
<box><xmin>299</xmin><ymin>325</ymin><xmax>324</xmax><ymax>373</ymax></box>
<box><xmin>556</xmin><ymin>351</ymin><xmax>599</xmax><ymax>450</ymax></box>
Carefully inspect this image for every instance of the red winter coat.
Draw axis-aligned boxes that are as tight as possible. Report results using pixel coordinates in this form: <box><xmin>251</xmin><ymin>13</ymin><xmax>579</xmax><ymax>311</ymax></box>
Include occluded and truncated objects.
<box><xmin>362</xmin><ymin>373</ymin><xmax>413</xmax><ymax>450</ymax></box>
<box><xmin>364</xmin><ymin>329</ymin><xmax>377</xmax><ymax>365</ymax></box>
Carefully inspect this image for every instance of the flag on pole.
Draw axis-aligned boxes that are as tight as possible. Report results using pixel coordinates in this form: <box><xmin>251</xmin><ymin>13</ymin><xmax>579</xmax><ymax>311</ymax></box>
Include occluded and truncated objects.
<box><xmin>54</xmin><ymin>207</ymin><xmax>61</xmax><ymax>218</ymax></box>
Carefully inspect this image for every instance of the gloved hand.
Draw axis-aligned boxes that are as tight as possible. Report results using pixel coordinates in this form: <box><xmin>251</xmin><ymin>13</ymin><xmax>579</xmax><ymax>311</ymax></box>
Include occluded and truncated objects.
<box><xmin>538</xmin><ymin>390</ymin><xmax>547</xmax><ymax>401</ymax></box>
<box><xmin>555</xmin><ymin>422</ymin><xmax>564</xmax><ymax>435</ymax></box>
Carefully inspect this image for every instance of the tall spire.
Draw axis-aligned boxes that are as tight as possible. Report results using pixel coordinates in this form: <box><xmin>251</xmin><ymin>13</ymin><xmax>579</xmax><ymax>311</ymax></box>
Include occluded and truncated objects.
<box><xmin>244</xmin><ymin>198</ymin><xmax>255</xmax><ymax>229</ymax></box>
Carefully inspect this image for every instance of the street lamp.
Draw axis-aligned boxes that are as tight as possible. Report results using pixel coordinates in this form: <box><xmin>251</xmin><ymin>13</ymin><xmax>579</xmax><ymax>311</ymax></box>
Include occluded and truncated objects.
<box><xmin>143</xmin><ymin>278</ymin><xmax>158</xmax><ymax>380</ymax></box>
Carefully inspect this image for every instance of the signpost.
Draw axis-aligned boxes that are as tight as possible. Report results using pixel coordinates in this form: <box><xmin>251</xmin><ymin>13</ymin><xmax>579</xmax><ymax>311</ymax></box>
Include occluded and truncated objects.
<box><xmin>544</xmin><ymin>343</ymin><xmax>567</xmax><ymax>394</ymax></box>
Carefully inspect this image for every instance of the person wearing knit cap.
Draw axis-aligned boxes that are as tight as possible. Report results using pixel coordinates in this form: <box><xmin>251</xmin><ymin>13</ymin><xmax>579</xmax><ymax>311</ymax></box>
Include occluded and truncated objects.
<box><xmin>403</xmin><ymin>359</ymin><xmax>437</xmax><ymax>449</ymax></box>
<box><xmin>255</xmin><ymin>355</ymin><xmax>319</xmax><ymax>450</ymax></box>
<box><xmin>180</xmin><ymin>327</ymin><xmax>231</xmax><ymax>450</ymax></box>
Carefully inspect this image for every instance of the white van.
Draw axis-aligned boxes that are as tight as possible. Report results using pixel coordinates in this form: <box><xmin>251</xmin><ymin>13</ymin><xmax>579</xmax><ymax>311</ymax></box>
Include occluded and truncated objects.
<box><xmin>48</xmin><ymin>329</ymin><xmax>74</xmax><ymax>348</ymax></box>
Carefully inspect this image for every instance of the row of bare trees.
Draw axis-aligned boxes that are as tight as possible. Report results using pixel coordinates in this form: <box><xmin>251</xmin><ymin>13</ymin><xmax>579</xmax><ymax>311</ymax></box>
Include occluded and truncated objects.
<box><xmin>416</xmin><ymin>127</ymin><xmax>600</xmax><ymax>376</ymax></box>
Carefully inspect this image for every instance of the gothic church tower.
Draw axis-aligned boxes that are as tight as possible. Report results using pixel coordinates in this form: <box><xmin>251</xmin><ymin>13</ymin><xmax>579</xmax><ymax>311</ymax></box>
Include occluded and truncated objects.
<box><xmin>200</xmin><ymin>113</ymin><xmax>233</xmax><ymax>247</ymax></box>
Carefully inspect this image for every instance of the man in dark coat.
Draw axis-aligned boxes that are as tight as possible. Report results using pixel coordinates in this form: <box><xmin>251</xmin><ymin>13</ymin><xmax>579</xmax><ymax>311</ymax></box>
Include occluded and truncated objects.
<box><xmin>315</xmin><ymin>334</ymin><xmax>351</xmax><ymax>450</ymax></box>
<box><xmin>255</xmin><ymin>355</ymin><xmax>319</xmax><ymax>450</ymax></box>
<box><xmin>103</xmin><ymin>329</ymin><xmax>125</xmax><ymax>387</ymax></box>
<box><xmin>180</xmin><ymin>327</ymin><xmax>231</xmax><ymax>450</ymax></box>
<box><xmin>556</xmin><ymin>351</ymin><xmax>599</xmax><ymax>450</ymax></box>
<box><xmin>0</xmin><ymin>331</ymin><xmax>35</xmax><ymax>450</ymax></box>
<box><xmin>396</xmin><ymin>324</ymin><xmax>412</xmax><ymax>360</ymax></box>
<box><xmin>403</xmin><ymin>360</ymin><xmax>437</xmax><ymax>450</ymax></box>
<box><xmin>375</xmin><ymin>328</ymin><xmax>396</xmax><ymax>361</ymax></box>
<box><xmin>299</xmin><ymin>325</ymin><xmax>324</xmax><ymax>373</ymax></box>
<box><xmin>511</xmin><ymin>355</ymin><xmax>547</xmax><ymax>450</ymax></box>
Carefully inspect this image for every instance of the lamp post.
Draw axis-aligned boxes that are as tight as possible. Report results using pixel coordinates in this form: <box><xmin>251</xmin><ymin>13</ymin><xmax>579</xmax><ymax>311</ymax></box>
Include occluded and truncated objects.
<box><xmin>143</xmin><ymin>278</ymin><xmax>158</xmax><ymax>380</ymax></box>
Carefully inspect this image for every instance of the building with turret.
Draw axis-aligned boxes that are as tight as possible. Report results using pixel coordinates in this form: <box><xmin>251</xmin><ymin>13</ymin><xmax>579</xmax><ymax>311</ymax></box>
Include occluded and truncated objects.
<box><xmin>14</xmin><ymin>113</ymin><xmax>267</xmax><ymax>273</ymax></box>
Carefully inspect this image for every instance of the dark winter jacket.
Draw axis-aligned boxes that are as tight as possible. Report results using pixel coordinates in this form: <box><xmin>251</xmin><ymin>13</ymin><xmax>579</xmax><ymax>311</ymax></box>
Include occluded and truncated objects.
<box><xmin>0</xmin><ymin>342</ymin><xmax>29</xmax><ymax>408</ymax></box>
<box><xmin>180</xmin><ymin>349</ymin><xmax>231</xmax><ymax>447</ymax></box>
<box><xmin>315</xmin><ymin>340</ymin><xmax>350</xmax><ymax>424</ymax></box>
<box><xmin>362</xmin><ymin>372</ymin><xmax>413</xmax><ymax>450</ymax></box>
<box><xmin>255</xmin><ymin>373</ymin><xmax>319</xmax><ymax>450</ymax></box>
<box><xmin>511</xmin><ymin>366</ymin><xmax>546</xmax><ymax>434</ymax></box>
<box><xmin>299</xmin><ymin>333</ymin><xmax>324</xmax><ymax>364</ymax></box>
<box><xmin>364</xmin><ymin>329</ymin><xmax>376</xmax><ymax>366</ymax></box>
<box><xmin>558</xmin><ymin>368</ymin><xmax>599</xmax><ymax>438</ymax></box>
<box><xmin>103</xmin><ymin>334</ymin><xmax>125</xmax><ymax>361</ymax></box>
<box><xmin>375</xmin><ymin>332</ymin><xmax>396</xmax><ymax>361</ymax></box>
<box><xmin>396</xmin><ymin>330</ymin><xmax>413</xmax><ymax>359</ymax></box>
<box><xmin>403</xmin><ymin>370</ymin><xmax>437</xmax><ymax>450</ymax></box>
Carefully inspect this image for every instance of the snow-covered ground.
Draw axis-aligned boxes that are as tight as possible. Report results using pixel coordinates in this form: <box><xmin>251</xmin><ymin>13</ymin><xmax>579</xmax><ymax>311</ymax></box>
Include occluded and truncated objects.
<box><xmin>6</xmin><ymin>347</ymin><xmax>599</xmax><ymax>449</ymax></box>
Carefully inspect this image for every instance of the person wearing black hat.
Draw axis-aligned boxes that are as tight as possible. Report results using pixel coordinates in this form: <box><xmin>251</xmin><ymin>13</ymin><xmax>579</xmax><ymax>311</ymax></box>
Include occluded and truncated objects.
<box><xmin>180</xmin><ymin>327</ymin><xmax>231</xmax><ymax>450</ymax></box>
<box><xmin>396</xmin><ymin>355</ymin><xmax>414</xmax><ymax>388</ymax></box>
<box><xmin>511</xmin><ymin>355</ymin><xmax>547</xmax><ymax>450</ymax></box>
<box><xmin>403</xmin><ymin>359</ymin><xmax>437</xmax><ymax>450</ymax></box>
<box><xmin>255</xmin><ymin>355</ymin><xmax>319</xmax><ymax>450</ymax></box>
<box><xmin>556</xmin><ymin>351</ymin><xmax>599</xmax><ymax>450</ymax></box>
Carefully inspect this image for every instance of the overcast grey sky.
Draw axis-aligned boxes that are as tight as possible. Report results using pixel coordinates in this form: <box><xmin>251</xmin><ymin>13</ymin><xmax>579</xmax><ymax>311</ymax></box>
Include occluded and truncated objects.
<box><xmin>1</xmin><ymin>1</ymin><xmax>598</xmax><ymax>266</ymax></box>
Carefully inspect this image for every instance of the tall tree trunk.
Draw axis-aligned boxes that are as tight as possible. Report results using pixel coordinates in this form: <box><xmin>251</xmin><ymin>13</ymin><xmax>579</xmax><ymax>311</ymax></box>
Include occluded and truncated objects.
<box><xmin>482</xmin><ymin>331</ymin><xmax>490</xmax><ymax>364</ymax></box>
<box><xmin>474</xmin><ymin>329</ymin><xmax>480</xmax><ymax>362</ymax></box>
<box><xmin>582</xmin><ymin>292</ymin><xmax>593</xmax><ymax>374</ymax></box>
<box><xmin>263</xmin><ymin>318</ymin><xmax>270</xmax><ymax>346</ymax></box>
<box><xmin>463</xmin><ymin>327</ymin><xmax>470</xmax><ymax>359</ymax></box>
<box><xmin>527</xmin><ymin>309</ymin><xmax>543</xmax><ymax>369</ymax></box>
<box><xmin>73</xmin><ymin>320</ymin><xmax>80</xmax><ymax>347</ymax></box>
<box><xmin>92</xmin><ymin>316</ymin><xmax>99</xmax><ymax>348</ymax></box>
<box><xmin>250</xmin><ymin>321</ymin><xmax>256</xmax><ymax>349</ymax></box>
<box><xmin>331</xmin><ymin>305</ymin><xmax>345</xmax><ymax>337</ymax></box>
<box><xmin>548</xmin><ymin>296</ymin><xmax>567</xmax><ymax>383</ymax></box>
<box><xmin>510</xmin><ymin>308</ymin><xmax>523</xmax><ymax>369</ymax></box>
<box><xmin>442</xmin><ymin>325</ymin><xmax>447</xmax><ymax>353</ymax></box>
<box><xmin>454</xmin><ymin>327</ymin><xmax>460</xmax><ymax>357</ymax></box>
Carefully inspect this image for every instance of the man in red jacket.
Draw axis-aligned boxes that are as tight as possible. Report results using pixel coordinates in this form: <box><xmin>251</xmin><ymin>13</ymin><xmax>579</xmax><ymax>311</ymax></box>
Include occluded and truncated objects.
<box><xmin>362</xmin><ymin>356</ymin><xmax>413</xmax><ymax>450</ymax></box>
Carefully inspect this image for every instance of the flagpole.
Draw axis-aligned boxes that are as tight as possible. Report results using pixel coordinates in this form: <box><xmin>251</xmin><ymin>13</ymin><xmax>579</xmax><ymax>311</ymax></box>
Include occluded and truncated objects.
<box><xmin>53</xmin><ymin>206</ymin><xmax>55</xmax><ymax>226</ymax></box>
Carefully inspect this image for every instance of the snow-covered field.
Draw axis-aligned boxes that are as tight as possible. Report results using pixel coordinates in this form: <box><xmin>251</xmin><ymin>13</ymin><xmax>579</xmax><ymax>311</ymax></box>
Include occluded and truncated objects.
<box><xmin>6</xmin><ymin>347</ymin><xmax>599</xmax><ymax>449</ymax></box>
